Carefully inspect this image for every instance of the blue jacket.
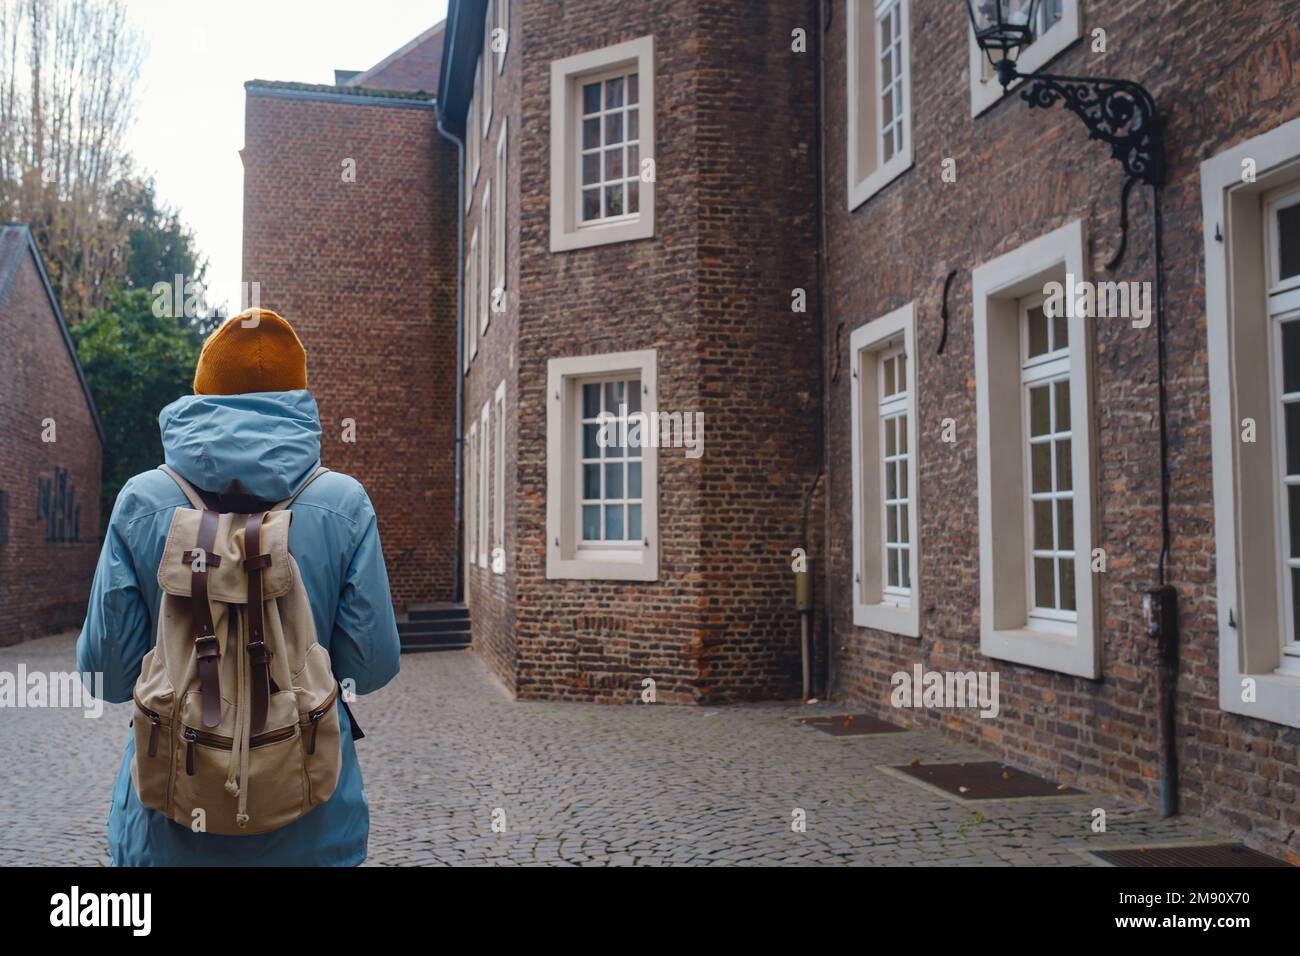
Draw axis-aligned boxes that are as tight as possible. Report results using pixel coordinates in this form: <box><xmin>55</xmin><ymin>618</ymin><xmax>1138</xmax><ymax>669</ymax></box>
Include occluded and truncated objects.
<box><xmin>76</xmin><ymin>389</ymin><xmax>401</xmax><ymax>866</ymax></box>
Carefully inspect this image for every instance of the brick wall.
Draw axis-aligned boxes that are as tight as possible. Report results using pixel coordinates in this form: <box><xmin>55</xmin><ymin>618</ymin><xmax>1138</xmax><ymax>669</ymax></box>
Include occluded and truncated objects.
<box><xmin>0</xmin><ymin>234</ymin><xmax>103</xmax><ymax>645</ymax></box>
<box><xmin>242</xmin><ymin>86</ymin><xmax>459</xmax><ymax>609</ymax></box>
<box><xmin>823</xmin><ymin>0</ymin><xmax>1300</xmax><ymax>861</ymax></box>
<box><xmin>466</xmin><ymin>0</ymin><xmax>818</xmax><ymax>702</ymax></box>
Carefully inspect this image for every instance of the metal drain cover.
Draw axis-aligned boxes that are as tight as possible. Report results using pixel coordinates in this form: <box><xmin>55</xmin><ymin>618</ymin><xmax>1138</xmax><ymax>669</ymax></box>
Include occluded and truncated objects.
<box><xmin>895</xmin><ymin>760</ymin><xmax>1082</xmax><ymax>798</ymax></box>
<box><xmin>1091</xmin><ymin>844</ymin><xmax>1290</xmax><ymax>867</ymax></box>
<box><xmin>799</xmin><ymin>713</ymin><xmax>907</xmax><ymax>736</ymax></box>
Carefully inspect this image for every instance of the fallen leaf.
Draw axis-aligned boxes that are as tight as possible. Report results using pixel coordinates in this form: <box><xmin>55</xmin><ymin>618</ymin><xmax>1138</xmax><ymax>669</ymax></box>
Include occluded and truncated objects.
<box><xmin>910</xmin><ymin>759</ymin><xmax>921</xmax><ymax>768</ymax></box>
<box><xmin>959</xmin><ymin>786</ymin><xmax>970</xmax><ymax>794</ymax></box>
<box><xmin>1001</xmin><ymin>771</ymin><xmax>1011</xmax><ymax>780</ymax></box>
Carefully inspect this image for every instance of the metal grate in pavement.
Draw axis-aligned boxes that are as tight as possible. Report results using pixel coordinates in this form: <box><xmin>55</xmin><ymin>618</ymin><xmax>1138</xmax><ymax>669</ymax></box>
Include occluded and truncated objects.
<box><xmin>798</xmin><ymin>713</ymin><xmax>907</xmax><ymax>736</ymax></box>
<box><xmin>893</xmin><ymin>760</ymin><xmax>1082</xmax><ymax>798</ymax></box>
<box><xmin>1090</xmin><ymin>844</ymin><xmax>1291</xmax><ymax>867</ymax></box>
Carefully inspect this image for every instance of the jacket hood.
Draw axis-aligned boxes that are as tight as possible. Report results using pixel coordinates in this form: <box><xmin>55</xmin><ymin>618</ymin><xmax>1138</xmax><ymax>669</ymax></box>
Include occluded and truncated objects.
<box><xmin>158</xmin><ymin>389</ymin><xmax>322</xmax><ymax>502</ymax></box>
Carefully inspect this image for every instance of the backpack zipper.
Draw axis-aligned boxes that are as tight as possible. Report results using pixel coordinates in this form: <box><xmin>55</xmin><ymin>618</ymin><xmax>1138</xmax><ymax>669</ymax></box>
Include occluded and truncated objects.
<box><xmin>303</xmin><ymin>687</ymin><xmax>339</xmax><ymax>756</ymax></box>
<box><xmin>182</xmin><ymin>724</ymin><xmax>297</xmax><ymax>775</ymax></box>
<box><xmin>134</xmin><ymin>699</ymin><xmax>163</xmax><ymax>758</ymax></box>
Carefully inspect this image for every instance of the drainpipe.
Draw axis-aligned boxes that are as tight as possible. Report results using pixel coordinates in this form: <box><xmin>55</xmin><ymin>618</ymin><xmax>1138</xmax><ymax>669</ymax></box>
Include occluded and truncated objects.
<box><xmin>437</xmin><ymin>109</ymin><xmax>466</xmax><ymax>604</ymax></box>
<box><xmin>798</xmin><ymin>0</ymin><xmax>832</xmax><ymax>701</ymax></box>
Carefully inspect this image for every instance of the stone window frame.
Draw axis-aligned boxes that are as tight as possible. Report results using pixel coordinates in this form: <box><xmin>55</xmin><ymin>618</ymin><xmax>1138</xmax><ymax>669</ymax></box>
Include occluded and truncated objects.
<box><xmin>494</xmin><ymin>122</ymin><xmax>508</xmax><ymax>311</ymax></box>
<box><xmin>845</xmin><ymin>0</ymin><xmax>914</xmax><ymax>212</ymax></box>
<box><xmin>465</xmin><ymin>226</ymin><xmax>478</xmax><ymax>367</ymax></box>
<box><xmin>466</xmin><ymin>420</ymin><xmax>478</xmax><ymax>568</ymax></box>
<box><xmin>549</xmin><ymin>35</ymin><xmax>656</xmax><ymax>252</ymax></box>
<box><xmin>479</xmin><ymin>400</ymin><xmax>491</xmax><ymax>570</ymax></box>
<box><xmin>480</xmin><ymin>179</ymin><xmax>492</xmax><ymax>335</ymax></box>
<box><xmin>1202</xmin><ymin>114</ymin><xmax>1300</xmax><ymax>728</ymax></box>
<box><xmin>546</xmin><ymin>349</ymin><xmax>659</xmax><ymax>581</ymax></box>
<box><xmin>972</xmin><ymin>219</ymin><xmax>1100</xmax><ymax>678</ymax></box>
<box><xmin>493</xmin><ymin>380</ymin><xmax>506</xmax><ymax>574</ymax></box>
<box><xmin>968</xmin><ymin>0</ymin><xmax>1081</xmax><ymax>117</ymax></box>
<box><xmin>495</xmin><ymin>0</ymin><xmax>509</xmax><ymax>73</ymax></box>
<box><xmin>481</xmin><ymin>0</ymin><xmax>494</xmax><ymax>138</ymax></box>
<box><xmin>850</xmin><ymin>302</ymin><xmax>921</xmax><ymax>637</ymax></box>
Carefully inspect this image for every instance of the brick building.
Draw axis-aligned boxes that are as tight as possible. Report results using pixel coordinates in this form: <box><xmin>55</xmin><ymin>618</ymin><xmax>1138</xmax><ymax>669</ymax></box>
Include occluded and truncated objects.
<box><xmin>0</xmin><ymin>224</ymin><xmax>104</xmax><ymax>645</ymax></box>
<box><xmin>247</xmin><ymin>1</ymin><xmax>1300</xmax><ymax>859</ymax></box>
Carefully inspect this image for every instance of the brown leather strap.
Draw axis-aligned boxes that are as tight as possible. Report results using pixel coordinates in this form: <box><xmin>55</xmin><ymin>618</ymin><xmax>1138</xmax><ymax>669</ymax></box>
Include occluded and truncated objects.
<box><xmin>192</xmin><ymin>509</ymin><xmax>222</xmax><ymax>728</ymax></box>
<box><xmin>243</xmin><ymin>512</ymin><xmax>272</xmax><ymax>735</ymax></box>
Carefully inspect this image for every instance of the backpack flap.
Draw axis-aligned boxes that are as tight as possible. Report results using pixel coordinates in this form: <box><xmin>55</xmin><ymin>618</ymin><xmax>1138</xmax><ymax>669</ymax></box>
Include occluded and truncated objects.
<box><xmin>156</xmin><ymin>510</ymin><xmax>295</xmax><ymax>602</ymax></box>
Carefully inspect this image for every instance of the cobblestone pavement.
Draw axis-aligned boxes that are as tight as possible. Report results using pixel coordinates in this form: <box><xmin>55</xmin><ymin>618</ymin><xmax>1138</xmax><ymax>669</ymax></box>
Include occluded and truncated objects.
<box><xmin>1</xmin><ymin>630</ymin><xmax>1231</xmax><ymax>866</ymax></box>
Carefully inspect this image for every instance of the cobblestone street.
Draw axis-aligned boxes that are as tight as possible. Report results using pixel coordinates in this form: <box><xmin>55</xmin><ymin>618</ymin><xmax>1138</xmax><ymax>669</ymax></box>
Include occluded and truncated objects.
<box><xmin>1</xmin><ymin>630</ymin><xmax>1230</xmax><ymax>866</ymax></box>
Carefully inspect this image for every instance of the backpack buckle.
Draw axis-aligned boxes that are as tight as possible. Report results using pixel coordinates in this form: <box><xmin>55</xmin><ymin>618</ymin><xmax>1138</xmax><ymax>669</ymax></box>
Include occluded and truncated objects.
<box><xmin>194</xmin><ymin>635</ymin><xmax>220</xmax><ymax>660</ymax></box>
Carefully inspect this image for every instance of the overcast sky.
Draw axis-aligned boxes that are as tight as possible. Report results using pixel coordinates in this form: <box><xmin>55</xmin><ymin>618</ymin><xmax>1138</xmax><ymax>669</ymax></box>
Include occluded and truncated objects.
<box><xmin>122</xmin><ymin>0</ymin><xmax>448</xmax><ymax>314</ymax></box>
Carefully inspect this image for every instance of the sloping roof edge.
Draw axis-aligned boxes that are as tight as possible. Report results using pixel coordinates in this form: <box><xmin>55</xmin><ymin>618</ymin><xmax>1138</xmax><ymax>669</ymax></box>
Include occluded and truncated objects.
<box><xmin>0</xmin><ymin>223</ymin><xmax>107</xmax><ymax>447</ymax></box>
<box><xmin>346</xmin><ymin>20</ymin><xmax>446</xmax><ymax>88</ymax></box>
<box><xmin>436</xmin><ymin>0</ymin><xmax>488</xmax><ymax>139</ymax></box>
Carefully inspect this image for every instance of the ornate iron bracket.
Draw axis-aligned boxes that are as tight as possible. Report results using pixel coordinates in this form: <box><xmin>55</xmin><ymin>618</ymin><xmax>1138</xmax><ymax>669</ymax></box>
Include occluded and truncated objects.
<box><xmin>997</xmin><ymin>60</ymin><xmax>1164</xmax><ymax>189</ymax></box>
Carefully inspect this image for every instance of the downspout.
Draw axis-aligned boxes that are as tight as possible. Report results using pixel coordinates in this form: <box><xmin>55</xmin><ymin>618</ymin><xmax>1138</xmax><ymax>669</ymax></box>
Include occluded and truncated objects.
<box><xmin>798</xmin><ymin>0</ymin><xmax>831</xmax><ymax>700</ymax></box>
<box><xmin>437</xmin><ymin>108</ymin><xmax>466</xmax><ymax>604</ymax></box>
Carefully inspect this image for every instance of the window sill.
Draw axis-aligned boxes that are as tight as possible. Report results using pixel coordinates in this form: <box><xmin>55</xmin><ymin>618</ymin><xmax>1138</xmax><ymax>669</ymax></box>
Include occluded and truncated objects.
<box><xmin>854</xmin><ymin>601</ymin><xmax>919</xmax><ymax>639</ymax></box>
<box><xmin>981</xmin><ymin>623</ymin><xmax>1099</xmax><ymax>679</ymax></box>
<box><xmin>546</xmin><ymin>552</ymin><xmax>658</xmax><ymax>582</ymax></box>
<box><xmin>551</xmin><ymin>213</ymin><xmax>654</xmax><ymax>253</ymax></box>
<box><xmin>847</xmin><ymin>152</ymin><xmax>913</xmax><ymax>213</ymax></box>
<box><xmin>1220</xmin><ymin>669</ymin><xmax>1300</xmax><ymax>730</ymax></box>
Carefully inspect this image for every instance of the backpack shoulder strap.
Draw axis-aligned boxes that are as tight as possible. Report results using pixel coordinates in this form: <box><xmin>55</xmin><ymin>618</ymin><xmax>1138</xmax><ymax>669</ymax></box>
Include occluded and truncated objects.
<box><xmin>272</xmin><ymin>466</ymin><xmax>329</xmax><ymax>512</ymax></box>
<box><xmin>158</xmin><ymin>464</ymin><xmax>207</xmax><ymax>510</ymax></box>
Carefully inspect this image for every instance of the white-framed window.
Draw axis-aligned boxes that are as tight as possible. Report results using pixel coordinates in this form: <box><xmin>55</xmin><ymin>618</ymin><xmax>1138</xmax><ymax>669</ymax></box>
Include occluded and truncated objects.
<box><xmin>549</xmin><ymin>36</ymin><xmax>655</xmax><ymax>252</ymax></box>
<box><xmin>546</xmin><ymin>349</ymin><xmax>658</xmax><ymax>581</ymax></box>
<box><xmin>479</xmin><ymin>401</ymin><xmax>490</xmax><ymax>569</ymax></box>
<box><xmin>469</xmin><ymin>74</ymin><xmax>481</xmax><ymax>186</ymax></box>
<box><xmin>1019</xmin><ymin>293</ymin><xmax>1076</xmax><ymax>630</ymax></box>
<box><xmin>480</xmin><ymin>179</ymin><xmax>492</xmax><ymax>335</ymax></box>
<box><xmin>465</xmin><ymin>227</ymin><xmax>478</xmax><ymax>365</ymax></box>
<box><xmin>493</xmin><ymin>380</ymin><xmax>506</xmax><ymax>573</ymax></box>
<box><xmin>482</xmin><ymin>1</ymin><xmax>494</xmax><ymax>137</ymax></box>
<box><xmin>850</xmin><ymin>303</ymin><xmax>920</xmax><ymax>636</ymax></box>
<box><xmin>466</xmin><ymin>421</ymin><xmax>478</xmax><ymax>568</ymax></box>
<box><xmin>494</xmin><ymin>122</ymin><xmax>508</xmax><ymax>312</ymax></box>
<box><xmin>1202</xmin><ymin>115</ymin><xmax>1300</xmax><ymax>728</ymax></box>
<box><xmin>495</xmin><ymin>0</ymin><xmax>509</xmax><ymax>72</ymax></box>
<box><xmin>972</xmin><ymin>219</ymin><xmax>1098</xmax><ymax>678</ymax></box>
<box><xmin>968</xmin><ymin>0</ymin><xmax>1080</xmax><ymax>117</ymax></box>
<box><xmin>845</xmin><ymin>0</ymin><xmax>913</xmax><ymax>211</ymax></box>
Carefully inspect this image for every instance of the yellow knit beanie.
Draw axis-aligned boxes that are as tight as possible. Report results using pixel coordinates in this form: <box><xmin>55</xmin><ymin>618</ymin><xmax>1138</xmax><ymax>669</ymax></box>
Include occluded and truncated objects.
<box><xmin>193</xmin><ymin>308</ymin><xmax>308</xmax><ymax>395</ymax></box>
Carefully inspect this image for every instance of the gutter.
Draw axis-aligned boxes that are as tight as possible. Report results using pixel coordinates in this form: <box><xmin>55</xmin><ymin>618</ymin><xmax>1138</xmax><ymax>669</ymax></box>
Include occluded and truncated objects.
<box><xmin>436</xmin><ymin>110</ymin><xmax>467</xmax><ymax>603</ymax></box>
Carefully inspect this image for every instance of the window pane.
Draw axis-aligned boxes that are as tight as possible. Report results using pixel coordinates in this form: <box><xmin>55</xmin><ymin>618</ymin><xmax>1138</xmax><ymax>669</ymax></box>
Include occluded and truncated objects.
<box><xmin>897</xmin><ymin>353</ymin><xmax>906</xmax><ymax>391</ymax></box>
<box><xmin>880</xmin><ymin>6</ymin><xmax>892</xmax><ymax>44</ymax></box>
<box><xmin>605</xmin><ymin>112</ymin><xmax>623</xmax><ymax>145</ymax></box>
<box><xmin>882</xmin><ymin>49</ymin><xmax>893</xmax><ymax>84</ymax></box>
<box><xmin>1279</xmin><ymin>202</ymin><xmax>1300</xmax><ymax>282</ymax></box>
<box><xmin>1056</xmin><ymin>439</ymin><xmax>1072</xmax><ymax>491</ymax></box>
<box><xmin>887</xmin><ymin>550</ymin><xmax>899</xmax><ymax>588</ymax></box>
<box><xmin>1033</xmin><ymin>557</ymin><xmax>1056</xmax><ymax>608</ymax></box>
<box><xmin>582</xmin><ymin>152</ymin><xmax>600</xmax><ymax>185</ymax></box>
<box><xmin>1031</xmin><ymin>442</ymin><xmax>1052</xmax><ymax>493</ymax></box>
<box><xmin>605</xmin><ymin>148</ymin><xmax>623</xmax><ymax>180</ymax></box>
<box><xmin>628</xmin><ymin>504</ymin><xmax>642</xmax><ymax>540</ymax></box>
<box><xmin>881</xmin><ymin>90</ymin><xmax>893</xmax><ymax>130</ymax></box>
<box><xmin>886</xmin><ymin>505</ymin><xmax>897</xmax><ymax>543</ymax></box>
<box><xmin>1029</xmin><ymin>385</ymin><xmax>1051</xmax><ymax>436</ymax></box>
<box><xmin>627</xmin><ymin>72</ymin><xmax>639</xmax><ymax>105</ymax></box>
<box><xmin>1057</xmin><ymin>498</ymin><xmax>1074</xmax><ymax>551</ymax></box>
<box><xmin>604</xmin><ymin>462</ymin><xmax>623</xmax><ymax>499</ymax></box>
<box><xmin>583</xmin><ymin>423</ymin><xmax>600</xmax><ymax>458</ymax></box>
<box><xmin>886</xmin><ymin>460</ymin><xmax>897</xmax><ymax>499</ymax></box>
<box><xmin>627</xmin><ymin>379</ymin><xmax>642</xmax><ymax>414</ymax></box>
<box><xmin>1027</xmin><ymin>305</ymin><xmax>1049</xmax><ymax>357</ymax></box>
<box><xmin>1033</xmin><ymin>500</ymin><xmax>1053</xmax><ymax>550</ymax></box>
<box><xmin>582</xmin><ymin>117</ymin><xmax>600</xmax><ymax>149</ymax></box>
<box><xmin>899</xmin><ymin>458</ymin><xmax>909</xmax><ymax>498</ymax></box>
<box><xmin>627</xmin><ymin>108</ymin><xmax>639</xmax><ymax>141</ymax></box>
<box><xmin>1293</xmin><ymin>569</ymin><xmax>1300</xmax><ymax>644</ymax></box>
<box><xmin>1059</xmin><ymin>558</ymin><xmax>1076</xmax><ymax>611</ymax></box>
<box><xmin>883</xmin><ymin>356</ymin><xmax>896</xmax><ymax>395</ymax></box>
<box><xmin>884</xmin><ymin>416</ymin><xmax>897</xmax><ymax>456</ymax></box>
<box><xmin>628</xmin><ymin>180</ymin><xmax>640</xmax><ymax>214</ymax></box>
<box><xmin>583</xmin><ymin>383</ymin><xmax>601</xmax><ymax>418</ymax></box>
<box><xmin>1283</xmin><ymin>320</ymin><xmax>1300</xmax><ymax>394</ymax></box>
<box><xmin>583</xmin><ymin>463</ymin><xmax>600</xmax><ymax>499</ymax></box>
<box><xmin>899</xmin><ymin>503</ymin><xmax>909</xmax><ymax>543</ymax></box>
<box><xmin>1287</xmin><ymin>403</ymin><xmax>1300</xmax><ymax>476</ymax></box>
<box><xmin>582</xmin><ymin>82</ymin><xmax>600</xmax><ymax>114</ymax></box>
<box><xmin>628</xmin><ymin>461</ymin><xmax>642</xmax><ymax>498</ymax></box>
<box><xmin>900</xmin><ymin>550</ymin><xmax>911</xmax><ymax>590</ymax></box>
<box><xmin>604</xmin><ymin>380</ymin><xmax>624</xmax><ymax>411</ymax></box>
<box><xmin>898</xmin><ymin>413</ymin><xmax>908</xmax><ymax>453</ymax></box>
<box><xmin>1055</xmin><ymin>380</ymin><xmax>1071</xmax><ymax>431</ymax></box>
<box><xmin>605</xmin><ymin>76</ymin><xmax>624</xmax><ymax>109</ymax></box>
<box><xmin>582</xmin><ymin>188</ymin><xmax>600</xmax><ymax>221</ymax></box>
<box><xmin>582</xmin><ymin>505</ymin><xmax>600</xmax><ymax>540</ymax></box>
<box><xmin>1291</xmin><ymin>484</ymin><xmax>1300</xmax><ymax>559</ymax></box>
<box><xmin>605</xmin><ymin>184</ymin><xmax>624</xmax><ymax>217</ymax></box>
<box><xmin>604</xmin><ymin>504</ymin><xmax>624</xmax><ymax>540</ymax></box>
<box><xmin>1052</xmin><ymin>310</ymin><xmax>1068</xmax><ymax>351</ymax></box>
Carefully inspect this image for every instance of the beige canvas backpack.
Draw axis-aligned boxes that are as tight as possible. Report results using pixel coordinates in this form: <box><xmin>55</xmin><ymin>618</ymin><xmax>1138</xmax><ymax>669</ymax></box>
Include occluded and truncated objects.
<box><xmin>130</xmin><ymin>464</ymin><xmax>343</xmax><ymax>835</ymax></box>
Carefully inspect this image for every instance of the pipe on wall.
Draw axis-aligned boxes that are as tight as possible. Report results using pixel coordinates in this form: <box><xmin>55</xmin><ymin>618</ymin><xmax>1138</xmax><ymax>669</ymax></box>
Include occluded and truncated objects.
<box><xmin>437</xmin><ymin>111</ymin><xmax>467</xmax><ymax>604</ymax></box>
